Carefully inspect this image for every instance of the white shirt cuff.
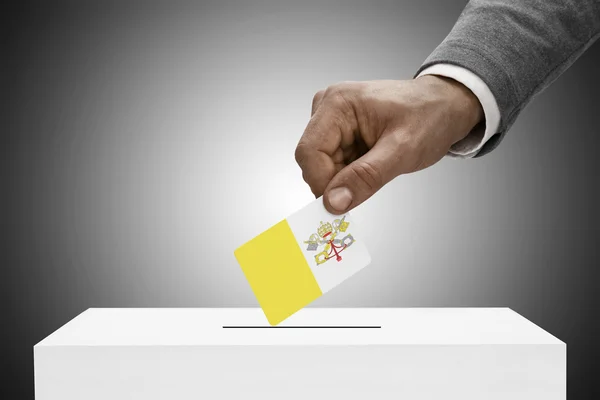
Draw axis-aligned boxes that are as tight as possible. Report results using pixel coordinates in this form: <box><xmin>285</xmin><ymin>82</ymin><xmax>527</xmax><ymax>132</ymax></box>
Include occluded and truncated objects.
<box><xmin>417</xmin><ymin>64</ymin><xmax>501</xmax><ymax>158</ymax></box>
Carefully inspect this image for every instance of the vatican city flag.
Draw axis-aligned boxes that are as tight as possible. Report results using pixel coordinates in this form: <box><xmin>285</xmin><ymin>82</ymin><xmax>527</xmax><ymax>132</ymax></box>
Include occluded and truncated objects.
<box><xmin>234</xmin><ymin>197</ymin><xmax>371</xmax><ymax>326</ymax></box>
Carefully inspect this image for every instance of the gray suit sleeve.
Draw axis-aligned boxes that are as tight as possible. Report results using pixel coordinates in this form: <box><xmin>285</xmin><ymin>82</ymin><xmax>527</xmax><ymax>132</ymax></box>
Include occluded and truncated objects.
<box><xmin>415</xmin><ymin>0</ymin><xmax>600</xmax><ymax>157</ymax></box>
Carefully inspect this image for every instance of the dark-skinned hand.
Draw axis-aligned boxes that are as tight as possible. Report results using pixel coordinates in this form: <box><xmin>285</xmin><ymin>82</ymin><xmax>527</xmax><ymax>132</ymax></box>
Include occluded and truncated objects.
<box><xmin>295</xmin><ymin>76</ymin><xmax>484</xmax><ymax>214</ymax></box>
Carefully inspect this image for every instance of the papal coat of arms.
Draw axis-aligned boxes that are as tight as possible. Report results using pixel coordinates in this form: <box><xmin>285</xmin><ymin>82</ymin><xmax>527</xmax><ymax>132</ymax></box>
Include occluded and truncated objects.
<box><xmin>303</xmin><ymin>216</ymin><xmax>355</xmax><ymax>265</ymax></box>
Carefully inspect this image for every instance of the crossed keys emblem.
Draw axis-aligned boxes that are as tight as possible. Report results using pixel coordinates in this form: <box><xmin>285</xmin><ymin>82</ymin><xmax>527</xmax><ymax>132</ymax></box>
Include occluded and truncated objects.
<box><xmin>303</xmin><ymin>216</ymin><xmax>355</xmax><ymax>265</ymax></box>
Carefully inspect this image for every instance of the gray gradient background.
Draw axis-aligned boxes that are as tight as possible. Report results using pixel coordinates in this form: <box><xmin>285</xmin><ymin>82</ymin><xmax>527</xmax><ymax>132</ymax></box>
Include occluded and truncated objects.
<box><xmin>3</xmin><ymin>0</ymin><xmax>599</xmax><ymax>398</ymax></box>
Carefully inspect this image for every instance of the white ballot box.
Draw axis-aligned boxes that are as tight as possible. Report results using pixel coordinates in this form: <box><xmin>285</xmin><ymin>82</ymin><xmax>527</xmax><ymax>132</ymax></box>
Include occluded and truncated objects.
<box><xmin>34</xmin><ymin>308</ymin><xmax>565</xmax><ymax>399</ymax></box>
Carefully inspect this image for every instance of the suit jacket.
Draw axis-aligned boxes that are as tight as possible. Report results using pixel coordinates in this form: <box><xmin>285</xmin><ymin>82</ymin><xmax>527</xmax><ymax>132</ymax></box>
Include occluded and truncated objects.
<box><xmin>416</xmin><ymin>0</ymin><xmax>600</xmax><ymax>157</ymax></box>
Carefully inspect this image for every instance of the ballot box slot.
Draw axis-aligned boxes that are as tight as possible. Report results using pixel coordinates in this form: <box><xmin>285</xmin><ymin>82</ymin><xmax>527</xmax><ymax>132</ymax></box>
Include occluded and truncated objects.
<box><xmin>222</xmin><ymin>325</ymin><xmax>382</xmax><ymax>329</ymax></box>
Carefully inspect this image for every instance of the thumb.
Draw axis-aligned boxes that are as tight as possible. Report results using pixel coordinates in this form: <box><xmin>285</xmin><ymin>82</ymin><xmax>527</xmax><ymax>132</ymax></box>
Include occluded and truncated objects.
<box><xmin>322</xmin><ymin>135</ymin><xmax>402</xmax><ymax>214</ymax></box>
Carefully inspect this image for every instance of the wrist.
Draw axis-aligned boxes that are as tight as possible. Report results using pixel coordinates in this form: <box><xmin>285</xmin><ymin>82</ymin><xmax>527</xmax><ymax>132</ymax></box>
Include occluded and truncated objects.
<box><xmin>417</xmin><ymin>75</ymin><xmax>484</xmax><ymax>141</ymax></box>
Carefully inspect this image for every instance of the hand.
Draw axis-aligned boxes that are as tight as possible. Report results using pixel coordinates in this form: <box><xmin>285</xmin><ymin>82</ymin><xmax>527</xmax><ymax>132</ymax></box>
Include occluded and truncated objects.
<box><xmin>294</xmin><ymin>76</ymin><xmax>484</xmax><ymax>214</ymax></box>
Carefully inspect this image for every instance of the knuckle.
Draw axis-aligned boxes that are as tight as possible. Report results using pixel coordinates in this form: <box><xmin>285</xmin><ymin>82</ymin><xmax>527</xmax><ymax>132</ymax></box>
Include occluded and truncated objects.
<box><xmin>329</xmin><ymin>92</ymin><xmax>347</xmax><ymax>109</ymax></box>
<box><xmin>301</xmin><ymin>169</ymin><xmax>310</xmax><ymax>184</ymax></box>
<box><xmin>324</xmin><ymin>82</ymin><xmax>342</xmax><ymax>95</ymax></box>
<box><xmin>312</xmin><ymin>90</ymin><xmax>325</xmax><ymax>106</ymax></box>
<box><xmin>326</xmin><ymin>90</ymin><xmax>352</xmax><ymax>113</ymax></box>
<box><xmin>321</xmin><ymin>82</ymin><xmax>360</xmax><ymax>113</ymax></box>
<box><xmin>294</xmin><ymin>142</ymin><xmax>308</xmax><ymax>165</ymax></box>
<box><xmin>351</xmin><ymin>161</ymin><xmax>384</xmax><ymax>191</ymax></box>
<box><xmin>324</xmin><ymin>82</ymin><xmax>349</xmax><ymax>99</ymax></box>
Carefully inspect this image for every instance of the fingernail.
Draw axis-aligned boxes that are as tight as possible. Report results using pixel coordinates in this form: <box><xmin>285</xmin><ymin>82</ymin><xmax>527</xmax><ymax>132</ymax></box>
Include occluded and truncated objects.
<box><xmin>328</xmin><ymin>187</ymin><xmax>352</xmax><ymax>212</ymax></box>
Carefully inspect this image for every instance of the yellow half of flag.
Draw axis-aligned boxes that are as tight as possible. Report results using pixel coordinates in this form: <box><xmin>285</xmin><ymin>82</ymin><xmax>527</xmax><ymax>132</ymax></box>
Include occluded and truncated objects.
<box><xmin>234</xmin><ymin>219</ymin><xmax>323</xmax><ymax>326</ymax></box>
